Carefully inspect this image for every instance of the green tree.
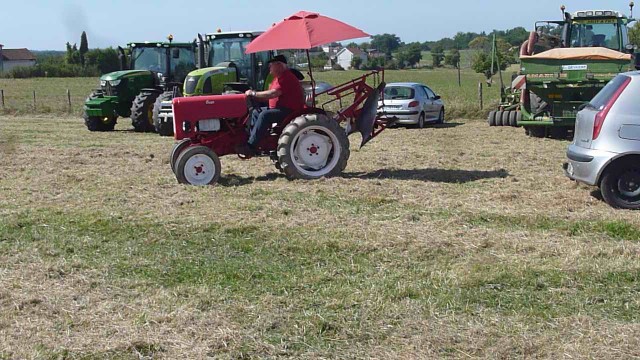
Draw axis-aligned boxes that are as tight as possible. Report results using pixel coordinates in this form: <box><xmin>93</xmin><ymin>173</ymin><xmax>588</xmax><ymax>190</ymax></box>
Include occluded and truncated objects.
<box><xmin>431</xmin><ymin>43</ymin><xmax>444</xmax><ymax>67</ymax></box>
<box><xmin>371</xmin><ymin>34</ymin><xmax>402</xmax><ymax>58</ymax></box>
<box><xmin>79</xmin><ymin>31</ymin><xmax>89</xmax><ymax>66</ymax></box>
<box><xmin>85</xmin><ymin>48</ymin><xmax>120</xmax><ymax>74</ymax></box>
<box><xmin>345</xmin><ymin>42</ymin><xmax>359</xmax><ymax>49</ymax></box>
<box><xmin>65</xmin><ymin>42</ymin><xmax>81</xmax><ymax>65</ymax></box>
<box><xmin>444</xmin><ymin>49</ymin><xmax>461</xmax><ymax>68</ymax></box>
<box><xmin>351</xmin><ymin>56</ymin><xmax>363</xmax><ymax>70</ymax></box>
<box><xmin>629</xmin><ymin>22</ymin><xmax>640</xmax><ymax>46</ymax></box>
<box><xmin>396</xmin><ymin>43</ymin><xmax>422</xmax><ymax>68</ymax></box>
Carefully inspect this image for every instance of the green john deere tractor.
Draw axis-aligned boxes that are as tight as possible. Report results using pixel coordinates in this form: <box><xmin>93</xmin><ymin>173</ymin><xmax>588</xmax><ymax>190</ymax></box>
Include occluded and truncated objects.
<box><xmin>83</xmin><ymin>37</ymin><xmax>198</xmax><ymax>132</ymax></box>
<box><xmin>488</xmin><ymin>4</ymin><xmax>638</xmax><ymax>139</ymax></box>
<box><xmin>154</xmin><ymin>31</ymin><xmax>273</xmax><ymax>136</ymax></box>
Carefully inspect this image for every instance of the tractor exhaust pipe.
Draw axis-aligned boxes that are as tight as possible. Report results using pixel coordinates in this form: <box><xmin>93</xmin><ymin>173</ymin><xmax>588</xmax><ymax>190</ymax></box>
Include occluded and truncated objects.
<box><xmin>117</xmin><ymin>46</ymin><xmax>127</xmax><ymax>70</ymax></box>
<box><xmin>197</xmin><ymin>34</ymin><xmax>206</xmax><ymax>69</ymax></box>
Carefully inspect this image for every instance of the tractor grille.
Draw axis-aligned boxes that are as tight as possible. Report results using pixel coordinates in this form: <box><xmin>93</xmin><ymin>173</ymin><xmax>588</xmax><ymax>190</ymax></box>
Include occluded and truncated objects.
<box><xmin>102</xmin><ymin>83</ymin><xmax>118</xmax><ymax>96</ymax></box>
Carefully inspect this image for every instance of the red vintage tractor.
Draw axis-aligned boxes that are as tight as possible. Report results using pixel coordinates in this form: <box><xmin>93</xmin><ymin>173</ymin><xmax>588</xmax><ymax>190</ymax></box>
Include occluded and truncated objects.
<box><xmin>168</xmin><ymin>11</ymin><xmax>389</xmax><ymax>185</ymax></box>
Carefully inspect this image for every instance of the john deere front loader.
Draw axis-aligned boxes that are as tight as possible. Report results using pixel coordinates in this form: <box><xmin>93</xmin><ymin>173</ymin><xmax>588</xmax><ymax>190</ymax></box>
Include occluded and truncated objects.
<box><xmin>83</xmin><ymin>37</ymin><xmax>197</xmax><ymax>132</ymax></box>
<box><xmin>488</xmin><ymin>5</ymin><xmax>637</xmax><ymax>139</ymax></box>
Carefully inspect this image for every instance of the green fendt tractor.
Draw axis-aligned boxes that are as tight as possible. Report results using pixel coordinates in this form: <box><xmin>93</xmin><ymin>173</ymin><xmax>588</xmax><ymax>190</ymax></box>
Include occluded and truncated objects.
<box><xmin>154</xmin><ymin>31</ymin><xmax>272</xmax><ymax>136</ymax></box>
<box><xmin>488</xmin><ymin>4</ymin><xmax>637</xmax><ymax>139</ymax></box>
<box><xmin>83</xmin><ymin>36</ymin><xmax>197</xmax><ymax>132</ymax></box>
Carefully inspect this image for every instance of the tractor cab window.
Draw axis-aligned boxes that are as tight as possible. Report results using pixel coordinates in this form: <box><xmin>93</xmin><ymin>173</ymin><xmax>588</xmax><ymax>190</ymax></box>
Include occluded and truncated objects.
<box><xmin>209</xmin><ymin>38</ymin><xmax>253</xmax><ymax>83</ymax></box>
<box><xmin>171</xmin><ymin>48</ymin><xmax>197</xmax><ymax>82</ymax></box>
<box><xmin>131</xmin><ymin>47</ymin><xmax>168</xmax><ymax>74</ymax></box>
<box><xmin>534</xmin><ymin>22</ymin><xmax>564</xmax><ymax>50</ymax></box>
<box><xmin>570</xmin><ymin>21</ymin><xmax>621</xmax><ymax>50</ymax></box>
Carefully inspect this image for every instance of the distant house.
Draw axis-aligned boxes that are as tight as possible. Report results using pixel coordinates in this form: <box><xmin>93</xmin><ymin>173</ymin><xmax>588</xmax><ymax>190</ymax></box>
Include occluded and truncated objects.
<box><xmin>366</xmin><ymin>49</ymin><xmax>385</xmax><ymax>59</ymax></box>
<box><xmin>322</xmin><ymin>42</ymin><xmax>343</xmax><ymax>57</ymax></box>
<box><xmin>0</xmin><ymin>45</ymin><xmax>36</xmax><ymax>73</ymax></box>
<box><xmin>335</xmin><ymin>47</ymin><xmax>368</xmax><ymax>70</ymax></box>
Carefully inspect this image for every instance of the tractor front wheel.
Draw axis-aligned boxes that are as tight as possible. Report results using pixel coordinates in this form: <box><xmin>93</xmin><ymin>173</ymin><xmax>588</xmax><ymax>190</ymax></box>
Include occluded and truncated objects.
<box><xmin>153</xmin><ymin>91</ymin><xmax>176</xmax><ymax>136</ymax></box>
<box><xmin>131</xmin><ymin>91</ymin><xmax>160</xmax><ymax>132</ymax></box>
<box><xmin>84</xmin><ymin>114</ymin><xmax>116</xmax><ymax>132</ymax></box>
<box><xmin>175</xmin><ymin>146</ymin><xmax>221</xmax><ymax>186</ymax></box>
<box><xmin>277</xmin><ymin>113</ymin><xmax>350</xmax><ymax>180</ymax></box>
<box><xmin>170</xmin><ymin>139</ymin><xmax>191</xmax><ymax>175</ymax></box>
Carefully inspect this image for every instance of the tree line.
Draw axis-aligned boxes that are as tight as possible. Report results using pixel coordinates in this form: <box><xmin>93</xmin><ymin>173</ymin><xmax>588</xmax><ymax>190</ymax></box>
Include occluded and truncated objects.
<box><xmin>1</xmin><ymin>32</ymin><xmax>121</xmax><ymax>78</ymax></box>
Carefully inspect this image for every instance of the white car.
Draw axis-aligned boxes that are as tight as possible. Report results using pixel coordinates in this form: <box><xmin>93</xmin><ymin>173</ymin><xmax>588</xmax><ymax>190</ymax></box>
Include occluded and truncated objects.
<box><xmin>378</xmin><ymin>82</ymin><xmax>445</xmax><ymax>128</ymax></box>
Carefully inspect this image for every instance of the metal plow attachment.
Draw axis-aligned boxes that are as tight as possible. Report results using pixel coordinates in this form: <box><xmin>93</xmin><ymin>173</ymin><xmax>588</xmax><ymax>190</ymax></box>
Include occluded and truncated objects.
<box><xmin>355</xmin><ymin>82</ymin><xmax>385</xmax><ymax>148</ymax></box>
<box><xmin>316</xmin><ymin>69</ymin><xmax>387</xmax><ymax>148</ymax></box>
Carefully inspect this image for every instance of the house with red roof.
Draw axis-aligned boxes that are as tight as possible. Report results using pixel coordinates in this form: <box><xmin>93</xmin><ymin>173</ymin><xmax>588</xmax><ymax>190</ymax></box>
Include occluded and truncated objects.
<box><xmin>0</xmin><ymin>45</ymin><xmax>36</xmax><ymax>73</ymax></box>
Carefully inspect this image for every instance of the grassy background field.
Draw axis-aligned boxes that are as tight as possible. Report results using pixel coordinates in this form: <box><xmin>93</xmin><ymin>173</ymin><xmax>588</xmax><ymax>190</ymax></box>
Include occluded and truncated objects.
<box><xmin>0</xmin><ymin>68</ymin><xmax>503</xmax><ymax>120</ymax></box>
<box><xmin>1</xmin><ymin>112</ymin><xmax>640</xmax><ymax>358</ymax></box>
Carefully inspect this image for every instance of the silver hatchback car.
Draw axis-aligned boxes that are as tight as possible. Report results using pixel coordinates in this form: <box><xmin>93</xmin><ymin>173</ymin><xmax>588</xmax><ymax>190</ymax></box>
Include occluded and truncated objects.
<box><xmin>564</xmin><ymin>71</ymin><xmax>640</xmax><ymax>209</ymax></box>
<box><xmin>378</xmin><ymin>82</ymin><xmax>445</xmax><ymax>128</ymax></box>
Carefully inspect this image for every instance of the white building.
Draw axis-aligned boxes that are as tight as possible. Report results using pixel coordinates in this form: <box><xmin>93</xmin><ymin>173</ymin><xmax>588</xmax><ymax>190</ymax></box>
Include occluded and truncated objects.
<box><xmin>0</xmin><ymin>46</ymin><xmax>36</xmax><ymax>73</ymax></box>
<box><xmin>334</xmin><ymin>47</ymin><xmax>368</xmax><ymax>70</ymax></box>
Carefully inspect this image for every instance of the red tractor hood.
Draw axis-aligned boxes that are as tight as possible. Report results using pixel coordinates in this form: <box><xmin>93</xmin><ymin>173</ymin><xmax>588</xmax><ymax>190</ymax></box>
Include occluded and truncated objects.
<box><xmin>173</xmin><ymin>94</ymin><xmax>248</xmax><ymax>140</ymax></box>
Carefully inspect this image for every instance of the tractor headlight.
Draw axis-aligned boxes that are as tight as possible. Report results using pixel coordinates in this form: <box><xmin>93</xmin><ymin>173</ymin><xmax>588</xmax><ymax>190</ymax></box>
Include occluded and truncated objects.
<box><xmin>100</xmin><ymin>80</ymin><xmax>106</xmax><ymax>87</ymax></box>
<box><xmin>109</xmin><ymin>80</ymin><xmax>121</xmax><ymax>87</ymax></box>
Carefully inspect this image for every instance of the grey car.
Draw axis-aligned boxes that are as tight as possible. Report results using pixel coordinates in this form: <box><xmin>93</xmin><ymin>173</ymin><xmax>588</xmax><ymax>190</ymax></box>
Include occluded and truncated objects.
<box><xmin>564</xmin><ymin>71</ymin><xmax>640</xmax><ymax>209</ymax></box>
<box><xmin>378</xmin><ymin>82</ymin><xmax>445</xmax><ymax>128</ymax></box>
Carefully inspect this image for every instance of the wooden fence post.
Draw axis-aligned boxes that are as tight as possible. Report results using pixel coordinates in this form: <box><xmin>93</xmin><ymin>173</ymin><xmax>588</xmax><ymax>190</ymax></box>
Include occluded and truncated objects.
<box><xmin>0</xmin><ymin>89</ymin><xmax>4</xmax><ymax>108</ymax></box>
<box><xmin>67</xmin><ymin>89</ymin><xmax>71</xmax><ymax>111</ymax></box>
<box><xmin>478</xmin><ymin>82</ymin><xmax>483</xmax><ymax>110</ymax></box>
<box><xmin>33</xmin><ymin>90</ymin><xmax>36</xmax><ymax>111</ymax></box>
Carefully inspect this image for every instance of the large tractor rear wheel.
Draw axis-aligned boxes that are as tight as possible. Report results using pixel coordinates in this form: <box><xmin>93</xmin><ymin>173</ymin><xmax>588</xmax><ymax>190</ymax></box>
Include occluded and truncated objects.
<box><xmin>175</xmin><ymin>145</ymin><xmax>221</xmax><ymax>186</ymax></box>
<box><xmin>277</xmin><ymin>113</ymin><xmax>350</xmax><ymax>180</ymax></box>
<box><xmin>131</xmin><ymin>91</ymin><xmax>160</xmax><ymax>132</ymax></box>
<box><xmin>153</xmin><ymin>91</ymin><xmax>176</xmax><ymax>137</ymax></box>
<box><xmin>83</xmin><ymin>90</ymin><xmax>116</xmax><ymax>132</ymax></box>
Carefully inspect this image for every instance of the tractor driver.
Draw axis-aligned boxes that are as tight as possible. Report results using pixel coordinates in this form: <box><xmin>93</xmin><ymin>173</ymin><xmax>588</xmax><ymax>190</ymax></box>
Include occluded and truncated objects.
<box><xmin>236</xmin><ymin>55</ymin><xmax>304</xmax><ymax>157</ymax></box>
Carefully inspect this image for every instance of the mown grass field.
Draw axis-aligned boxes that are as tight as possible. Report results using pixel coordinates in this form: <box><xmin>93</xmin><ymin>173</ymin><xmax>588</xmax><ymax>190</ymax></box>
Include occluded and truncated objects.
<box><xmin>1</xmin><ymin>109</ymin><xmax>640</xmax><ymax>358</ymax></box>
<box><xmin>0</xmin><ymin>68</ymin><xmax>502</xmax><ymax>119</ymax></box>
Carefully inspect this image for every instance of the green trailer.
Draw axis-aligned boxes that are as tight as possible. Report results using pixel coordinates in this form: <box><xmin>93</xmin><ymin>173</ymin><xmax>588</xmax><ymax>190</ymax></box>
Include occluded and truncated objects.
<box><xmin>488</xmin><ymin>6</ymin><xmax>637</xmax><ymax>139</ymax></box>
<box><xmin>83</xmin><ymin>38</ymin><xmax>197</xmax><ymax>132</ymax></box>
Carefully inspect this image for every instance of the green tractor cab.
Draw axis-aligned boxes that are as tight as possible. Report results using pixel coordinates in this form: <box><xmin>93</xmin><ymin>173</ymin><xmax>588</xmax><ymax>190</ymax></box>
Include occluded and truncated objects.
<box><xmin>83</xmin><ymin>38</ymin><xmax>197</xmax><ymax>132</ymax></box>
<box><xmin>489</xmin><ymin>5</ymin><xmax>637</xmax><ymax>139</ymax></box>
<box><xmin>154</xmin><ymin>31</ymin><xmax>273</xmax><ymax>136</ymax></box>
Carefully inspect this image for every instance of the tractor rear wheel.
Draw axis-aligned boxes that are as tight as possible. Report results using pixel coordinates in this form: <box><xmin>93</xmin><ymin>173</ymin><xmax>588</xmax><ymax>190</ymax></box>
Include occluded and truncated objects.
<box><xmin>277</xmin><ymin>113</ymin><xmax>350</xmax><ymax>180</ymax></box>
<box><xmin>175</xmin><ymin>145</ymin><xmax>221</xmax><ymax>186</ymax></box>
<box><xmin>153</xmin><ymin>91</ymin><xmax>176</xmax><ymax>137</ymax></box>
<box><xmin>131</xmin><ymin>91</ymin><xmax>160</xmax><ymax>132</ymax></box>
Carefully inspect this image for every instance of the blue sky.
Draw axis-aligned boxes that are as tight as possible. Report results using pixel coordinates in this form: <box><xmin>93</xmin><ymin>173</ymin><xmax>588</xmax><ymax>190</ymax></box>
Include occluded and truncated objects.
<box><xmin>1</xmin><ymin>0</ymin><xmax>635</xmax><ymax>50</ymax></box>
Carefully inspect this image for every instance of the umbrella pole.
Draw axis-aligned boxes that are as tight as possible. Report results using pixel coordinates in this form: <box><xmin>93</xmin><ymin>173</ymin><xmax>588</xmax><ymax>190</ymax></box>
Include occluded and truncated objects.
<box><xmin>306</xmin><ymin>49</ymin><xmax>316</xmax><ymax>107</ymax></box>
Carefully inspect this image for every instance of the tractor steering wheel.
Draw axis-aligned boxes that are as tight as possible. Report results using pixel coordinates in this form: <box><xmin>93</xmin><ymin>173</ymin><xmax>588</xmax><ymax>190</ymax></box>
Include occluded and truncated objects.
<box><xmin>246</xmin><ymin>93</ymin><xmax>263</xmax><ymax>114</ymax></box>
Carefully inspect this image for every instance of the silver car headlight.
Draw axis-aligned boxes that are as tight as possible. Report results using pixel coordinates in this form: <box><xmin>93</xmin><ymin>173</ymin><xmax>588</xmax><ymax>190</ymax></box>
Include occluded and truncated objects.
<box><xmin>100</xmin><ymin>80</ymin><xmax>106</xmax><ymax>87</ymax></box>
<box><xmin>109</xmin><ymin>80</ymin><xmax>121</xmax><ymax>87</ymax></box>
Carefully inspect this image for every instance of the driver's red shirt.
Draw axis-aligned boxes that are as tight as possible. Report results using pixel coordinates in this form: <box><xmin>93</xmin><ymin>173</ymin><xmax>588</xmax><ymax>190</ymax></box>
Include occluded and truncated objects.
<box><xmin>269</xmin><ymin>70</ymin><xmax>304</xmax><ymax>111</ymax></box>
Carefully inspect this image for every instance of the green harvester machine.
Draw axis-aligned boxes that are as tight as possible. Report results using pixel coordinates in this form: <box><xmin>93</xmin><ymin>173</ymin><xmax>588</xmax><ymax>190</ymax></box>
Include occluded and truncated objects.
<box><xmin>153</xmin><ymin>30</ymin><xmax>273</xmax><ymax>136</ymax></box>
<box><xmin>83</xmin><ymin>36</ymin><xmax>198</xmax><ymax>132</ymax></box>
<box><xmin>488</xmin><ymin>3</ymin><xmax>638</xmax><ymax>139</ymax></box>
